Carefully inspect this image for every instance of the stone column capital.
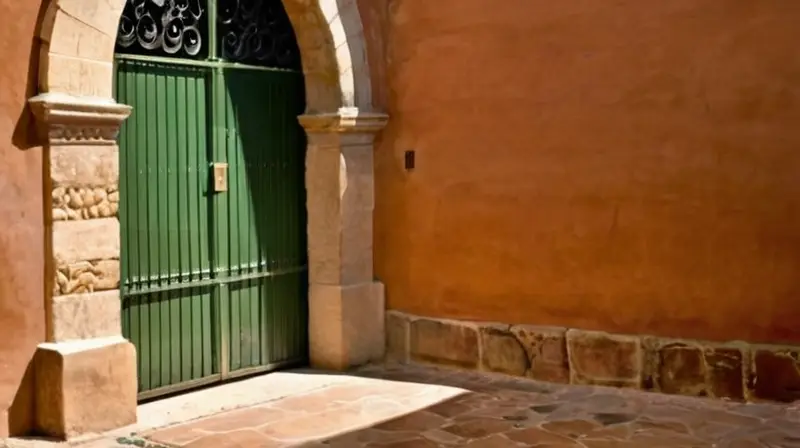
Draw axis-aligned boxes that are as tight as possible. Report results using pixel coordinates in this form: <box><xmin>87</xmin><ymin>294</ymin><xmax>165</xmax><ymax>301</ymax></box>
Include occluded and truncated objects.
<box><xmin>298</xmin><ymin>108</ymin><xmax>388</xmax><ymax>145</ymax></box>
<box><xmin>28</xmin><ymin>93</ymin><xmax>132</xmax><ymax>146</ymax></box>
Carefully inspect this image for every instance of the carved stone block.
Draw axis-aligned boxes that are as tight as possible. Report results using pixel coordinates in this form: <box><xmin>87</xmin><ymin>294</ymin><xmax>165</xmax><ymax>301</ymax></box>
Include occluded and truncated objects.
<box><xmin>52</xmin><ymin>186</ymin><xmax>119</xmax><ymax>221</ymax></box>
<box><xmin>54</xmin><ymin>259</ymin><xmax>119</xmax><ymax>296</ymax></box>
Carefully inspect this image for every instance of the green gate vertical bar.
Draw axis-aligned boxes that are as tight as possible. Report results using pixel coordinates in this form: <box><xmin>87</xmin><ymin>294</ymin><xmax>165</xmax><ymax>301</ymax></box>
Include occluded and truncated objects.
<box><xmin>208</xmin><ymin>0</ymin><xmax>218</xmax><ymax>61</ymax></box>
<box><xmin>208</xmin><ymin>5</ymin><xmax>221</xmax><ymax>382</ymax></box>
<box><xmin>211</xmin><ymin>66</ymin><xmax>229</xmax><ymax>378</ymax></box>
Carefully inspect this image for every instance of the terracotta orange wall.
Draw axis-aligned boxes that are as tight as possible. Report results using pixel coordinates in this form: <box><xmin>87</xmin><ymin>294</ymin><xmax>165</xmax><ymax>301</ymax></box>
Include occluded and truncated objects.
<box><xmin>0</xmin><ymin>0</ymin><xmax>46</xmax><ymax>437</ymax></box>
<box><xmin>357</xmin><ymin>0</ymin><xmax>390</xmax><ymax>111</ymax></box>
<box><xmin>373</xmin><ymin>0</ymin><xmax>800</xmax><ymax>345</ymax></box>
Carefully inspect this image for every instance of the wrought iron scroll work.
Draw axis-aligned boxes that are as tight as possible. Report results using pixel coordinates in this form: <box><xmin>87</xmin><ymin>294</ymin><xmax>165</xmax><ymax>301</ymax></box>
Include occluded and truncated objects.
<box><xmin>217</xmin><ymin>0</ymin><xmax>301</xmax><ymax>69</ymax></box>
<box><xmin>116</xmin><ymin>0</ymin><xmax>207</xmax><ymax>59</ymax></box>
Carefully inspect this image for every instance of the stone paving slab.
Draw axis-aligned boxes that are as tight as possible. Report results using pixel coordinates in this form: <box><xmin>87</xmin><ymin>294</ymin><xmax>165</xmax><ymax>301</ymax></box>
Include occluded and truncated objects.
<box><xmin>137</xmin><ymin>363</ymin><xmax>800</xmax><ymax>447</ymax></box>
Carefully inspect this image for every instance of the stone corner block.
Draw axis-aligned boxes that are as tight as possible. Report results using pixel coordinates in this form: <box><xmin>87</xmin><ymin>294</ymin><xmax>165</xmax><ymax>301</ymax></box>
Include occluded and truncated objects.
<box><xmin>385</xmin><ymin>310</ymin><xmax>410</xmax><ymax>363</ymax></box>
<box><xmin>479</xmin><ymin>324</ymin><xmax>528</xmax><ymax>377</ymax></box>
<box><xmin>53</xmin><ymin>218</ymin><xmax>119</xmax><ymax>265</ymax></box>
<box><xmin>34</xmin><ymin>337</ymin><xmax>137</xmax><ymax>439</ymax></box>
<box><xmin>309</xmin><ymin>281</ymin><xmax>385</xmax><ymax>370</ymax></box>
<box><xmin>409</xmin><ymin>317</ymin><xmax>479</xmax><ymax>369</ymax></box>
<box><xmin>511</xmin><ymin>325</ymin><xmax>569</xmax><ymax>384</ymax></box>
<box><xmin>566</xmin><ymin>329</ymin><xmax>642</xmax><ymax>388</ymax></box>
<box><xmin>52</xmin><ymin>290</ymin><xmax>122</xmax><ymax>342</ymax></box>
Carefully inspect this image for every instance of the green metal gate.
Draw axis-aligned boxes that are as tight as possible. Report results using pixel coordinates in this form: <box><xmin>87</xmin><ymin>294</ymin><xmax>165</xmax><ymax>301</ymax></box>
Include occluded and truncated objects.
<box><xmin>114</xmin><ymin>0</ymin><xmax>308</xmax><ymax>399</ymax></box>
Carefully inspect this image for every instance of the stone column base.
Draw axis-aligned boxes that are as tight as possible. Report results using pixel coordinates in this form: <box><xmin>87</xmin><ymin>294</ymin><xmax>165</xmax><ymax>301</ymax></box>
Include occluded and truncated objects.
<box><xmin>34</xmin><ymin>336</ymin><xmax>137</xmax><ymax>439</ymax></box>
<box><xmin>309</xmin><ymin>281</ymin><xmax>386</xmax><ymax>370</ymax></box>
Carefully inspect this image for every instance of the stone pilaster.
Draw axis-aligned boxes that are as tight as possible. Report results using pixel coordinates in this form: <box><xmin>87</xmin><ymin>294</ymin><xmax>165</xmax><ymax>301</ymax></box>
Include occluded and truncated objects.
<box><xmin>28</xmin><ymin>93</ymin><xmax>137</xmax><ymax>439</ymax></box>
<box><xmin>298</xmin><ymin>109</ymin><xmax>388</xmax><ymax>370</ymax></box>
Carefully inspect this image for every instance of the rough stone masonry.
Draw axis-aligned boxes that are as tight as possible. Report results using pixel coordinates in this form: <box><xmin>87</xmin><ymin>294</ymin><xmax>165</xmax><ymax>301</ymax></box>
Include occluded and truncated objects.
<box><xmin>386</xmin><ymin>310</ymin><xmax>800</xmax><ymax>403</ymax></box>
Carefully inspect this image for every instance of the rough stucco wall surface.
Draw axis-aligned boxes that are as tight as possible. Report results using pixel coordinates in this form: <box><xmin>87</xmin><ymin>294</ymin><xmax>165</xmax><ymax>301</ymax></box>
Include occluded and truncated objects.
<box><xmin>374</xmin><ymin>0</ymin><xmax>800</xmax><ymax>344</ymax></box>
<box><xmin>0</xmin><ymin>0</ymin><xmax>46</xmax><ymax>437</ymax></box>
<box><xmin>357</xmin><ymin>0</ymin><xmax>389</xmax><ymax>111</ymax></box>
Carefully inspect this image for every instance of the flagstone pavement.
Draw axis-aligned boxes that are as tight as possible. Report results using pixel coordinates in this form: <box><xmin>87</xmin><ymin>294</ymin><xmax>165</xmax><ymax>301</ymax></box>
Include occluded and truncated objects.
<box><xmin>108</xmin><ymin>363</ymin><xmax>800</xmax><ymax>448</ymax></box>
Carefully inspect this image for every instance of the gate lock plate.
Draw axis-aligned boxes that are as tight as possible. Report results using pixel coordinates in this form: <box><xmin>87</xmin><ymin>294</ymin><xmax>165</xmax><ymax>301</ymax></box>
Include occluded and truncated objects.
<box><xmin>212</xmin><ymin>162</ymin><xmax>228</xmax><ymax>192</ymax></box>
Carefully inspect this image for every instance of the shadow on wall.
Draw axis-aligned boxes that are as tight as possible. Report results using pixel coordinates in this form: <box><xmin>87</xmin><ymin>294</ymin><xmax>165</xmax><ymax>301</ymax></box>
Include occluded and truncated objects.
<box><xmin>0</xmin><ymin>0</ymin><xmax>50</xmax><ymax>437</ymax></box>
<box><xmin>12</xmin><ymin>0</ymin><xmax>47</xmax><ymax>150</ymax></box>
<box><xmin>223</xmin><ymin>65</ymin><xmax>311</xmax><ymax>364</ymax></box>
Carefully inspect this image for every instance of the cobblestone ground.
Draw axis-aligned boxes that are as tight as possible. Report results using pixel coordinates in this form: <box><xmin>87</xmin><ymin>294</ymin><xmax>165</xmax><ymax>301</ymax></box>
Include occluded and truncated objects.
<box><xmin>138</xmin><ymin>364</ymin><xmax>800</xmax><ymax>448</ymax></box>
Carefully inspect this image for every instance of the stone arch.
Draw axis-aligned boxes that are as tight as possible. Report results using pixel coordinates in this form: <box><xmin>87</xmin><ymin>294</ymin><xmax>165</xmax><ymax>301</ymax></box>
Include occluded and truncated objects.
<box><xmin>36</xmin><ymin>0</ymin><xmax>373</xmax><ymax>112</ymax></box>
<box><xmin>28</xmin><ymin>0</ymin><xmax>387</xmax><ymax>439</ymax></box>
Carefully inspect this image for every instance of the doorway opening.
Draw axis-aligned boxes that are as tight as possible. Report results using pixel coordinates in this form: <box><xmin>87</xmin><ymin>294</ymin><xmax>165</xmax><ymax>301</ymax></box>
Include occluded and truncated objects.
<box><xmin>113</xmin><ymin>0</ymin><xmax>309</xmax><ymax>400</ymax></box>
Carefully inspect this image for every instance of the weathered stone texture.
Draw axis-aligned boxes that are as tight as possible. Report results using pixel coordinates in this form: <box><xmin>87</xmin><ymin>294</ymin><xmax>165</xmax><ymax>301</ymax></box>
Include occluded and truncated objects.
<box><xmin>642</xmin><ymin>340</ymin><xmax>746</xmax><ymax>400</ymax></box>
<box><xmin>567</xmin><ymin>330</ymin><xmax>642</xmax><ymax>387</ymax></box>
<box><xmin>385</xmin><ymin>310</ymin><xmax>800</xmax><ymax>404</ymax></box>
<box><xmin>52</xmin><ymin>290</ymin><xmax>121</xmax><ymax>342</ymax></box>
<box><xmin>53</xmin><ymin>218</ymin><xmax>119</xmax><ymax>265</ymax></box>
<box><xmin>300</xmin><ymin>114</ymin><xmax>387</xmax><ymax>288</ymax></box>
<box><xmin>656</xmin><ymin>343</ymin><xmax>707</xmax><ymax>397</ymax></box>
<box><xmin>44</xmin><ymin>56</ymin><xmax>115</xmax><ymax>98</ymax></box>
<box><xmin>54</xmin><ymin>259</ymin><xmax>119</xmax><ymax>296</ymax></box>
<box><xmin>308</xmin><ymin>282</ymin><xmax>385</xmax><ymax>370</ymax></box>
<box><xmin>52</xmin><ymin>186</ymin><xmax>119</xmax><ymax>221</ymax></box>
<box><xmin>43</xmin><ymin>0</ymin><xmax>126</xmax><ymax>43</ymax></box>
<box><xmin>52</xmin><ymin>219</ymin><xmax>120</xmax><ymax>296</ymax></box>
<box><xmin>705</xmin><ymin>347</ymin><xmax>745</xmax><ymax>400</ymax></box>
<box><xmin>409</xmin><ymin>318</ymin><xmax>479</xmax><ymax>368</ymax></box>
<box><xmin>385</xmin><ymin>311</ymin><xmax>409</xmax><ymax>363</ymax></box>
<box><xmin>511</xmin><ymin>325</ymin><xmax>569</xmax><ymax>383</ymax></box>
<box><xmin>48</xmin><ymin>142</ymin><xmax>119</xmax><ymax>185</ymax></box>
<box><xmin>479</xmin><ymin>325</ymin><xmax>528</xmax><ymax>376</ymax></box>
<box><xmin>752</xmin><ymin>348</ymin><xmax>800</xmax><ymax>403</ymax></box>
<box><xmin>34</xmin><ymin>337</ymin><xmax>137</xmax><ymax>438</ymax></box>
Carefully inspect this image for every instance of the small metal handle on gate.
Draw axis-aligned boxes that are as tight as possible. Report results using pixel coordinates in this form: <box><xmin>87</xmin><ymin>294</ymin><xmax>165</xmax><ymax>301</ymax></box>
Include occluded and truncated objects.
<box><xmin>211</xmin><ymin>162</ymin><xmax>228</xmax><ymax>193</ymax></box>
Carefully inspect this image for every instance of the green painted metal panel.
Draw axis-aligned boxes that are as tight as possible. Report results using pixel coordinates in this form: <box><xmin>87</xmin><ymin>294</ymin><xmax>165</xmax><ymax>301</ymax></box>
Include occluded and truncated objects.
<box><xmin>218</xmin><ymin>68</ymin><xmax>308</xmax><ymax>372</ymax></box>
<box><xmin>115</xmin><ymin>57</ymin><xmax>308</xmax><ymax>398</ymax></box>
<box><xmin>117</xmin><ymin>59</ymin><xmax>217</xmax><ymax>395</ymax></box>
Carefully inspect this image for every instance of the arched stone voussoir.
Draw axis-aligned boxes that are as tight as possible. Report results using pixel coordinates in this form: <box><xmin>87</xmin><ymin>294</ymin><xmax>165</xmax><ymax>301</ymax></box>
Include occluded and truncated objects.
<box><xmin>38</xmin><ymin>0</ymin><xmax>126</xmax><ymax>98</ymax></box>
<box><xmin>274</xmin><ymin>0</ymin><xmax>373</xmax><ymax>111</ymax></box>
<box><xmin>40</xmin><ymin>0</ymin><xmax>127</xmax><ymax>46</ymax></box>
<box><xmin>38</xmin><ymin>0</ymin><xmax>374</xmax><ymax>112</ymax></box>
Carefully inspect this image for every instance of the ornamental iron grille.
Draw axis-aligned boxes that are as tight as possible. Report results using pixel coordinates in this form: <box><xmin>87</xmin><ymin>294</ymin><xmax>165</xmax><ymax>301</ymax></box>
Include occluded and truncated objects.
<box><xmin>116</xmin><ymin>0</ymin><xmax>301</xmax><ymax>70</ymax></box>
